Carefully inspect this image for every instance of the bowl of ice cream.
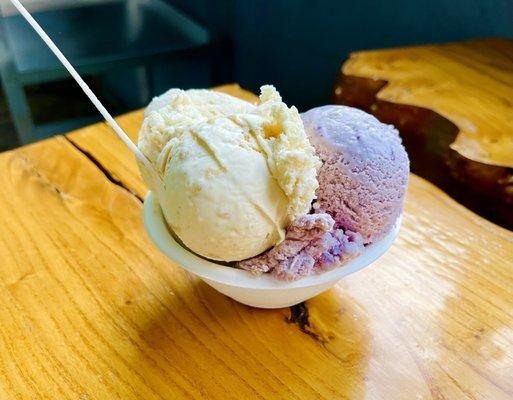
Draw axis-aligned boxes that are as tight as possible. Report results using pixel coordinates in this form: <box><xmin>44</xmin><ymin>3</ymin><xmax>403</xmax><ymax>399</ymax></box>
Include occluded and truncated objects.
<box><xmin>143</xmin><ymin>191</ymin><xmax>401</xmax><ymax>308</ymax></box>
<box><xmin>138</xmin><ymin>86</ymin><xmax>409</xmax><ymax>308</ymax></box>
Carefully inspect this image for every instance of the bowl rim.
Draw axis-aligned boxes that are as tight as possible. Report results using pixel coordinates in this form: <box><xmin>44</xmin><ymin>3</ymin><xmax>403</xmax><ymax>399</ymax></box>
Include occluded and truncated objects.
<box><xmin>143</xmin><ymin>191</ymin><xmax>401</xmax><ymax>289</ymax></box>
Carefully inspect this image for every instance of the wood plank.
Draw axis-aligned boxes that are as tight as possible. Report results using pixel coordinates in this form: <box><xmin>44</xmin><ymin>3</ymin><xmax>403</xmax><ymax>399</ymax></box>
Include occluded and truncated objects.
<box><xmin>0</xmin><ymin>137</ymin><xmax>339</xmax><ymax>399</ymax></box>
<box><xmin>0</xmin><ymin>85</ymin><xmax>512</xmax><ymax>398</ymax></box>
<box><xmin>342</xmin><ymin>38</ymin><xmax>513</xmax><ymax>168</ymax></box>
<box><xmin>335</xmin><ymin>38</ymin><xmax>513</xmax><ymax>231</ymax></box>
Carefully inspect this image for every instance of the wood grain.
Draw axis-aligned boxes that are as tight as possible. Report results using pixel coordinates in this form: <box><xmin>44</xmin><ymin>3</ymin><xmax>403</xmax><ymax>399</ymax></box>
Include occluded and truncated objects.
<box><xmin>0</xmin><ymin>86</ymin><xmax>512</xmax><ymax>399</ymax></box>
<box><xmin>342</xmin><ymin>38</ymin><xmax>513</xmax><ymax>168</ymax></box>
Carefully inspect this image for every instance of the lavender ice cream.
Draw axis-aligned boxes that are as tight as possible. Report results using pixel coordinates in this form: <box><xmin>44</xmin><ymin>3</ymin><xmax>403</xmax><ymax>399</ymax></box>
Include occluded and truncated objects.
<box><xmin>238</xmin><ymin>105</ymin><xmax>409</xmax><ymax>280</ymax></box>
<box><xmin>303</xmin><ymin>106</ymin><xmax>409</xmax><ymax>244</ymax></box>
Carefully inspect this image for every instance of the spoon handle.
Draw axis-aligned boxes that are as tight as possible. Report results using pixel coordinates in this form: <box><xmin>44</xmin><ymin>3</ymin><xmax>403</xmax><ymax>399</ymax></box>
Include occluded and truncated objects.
<box><xmin>8</xmin><ymin>0</ymin><xmax>161</xmax><ymax>184</ymax></box>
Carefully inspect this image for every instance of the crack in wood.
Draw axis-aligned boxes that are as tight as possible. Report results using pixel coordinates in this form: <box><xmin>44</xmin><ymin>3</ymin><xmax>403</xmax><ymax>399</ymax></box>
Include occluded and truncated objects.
<box><xmin>287</xmin><ymin>302</ymin><xmax>321</xmax><ymax>342</ymax></box>
<box><xmin>64</xmin><ymin>136</ymin><xmax>143</xmax><ymax>203</ymax></box>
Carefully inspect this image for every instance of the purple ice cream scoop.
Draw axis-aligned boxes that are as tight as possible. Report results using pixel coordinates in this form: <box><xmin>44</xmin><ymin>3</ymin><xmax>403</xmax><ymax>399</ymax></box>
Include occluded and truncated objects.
<box><xmin>302</xmin><ymin>105</ymin><xmax>409</xmax><ymax>243</ymax></box>
<box><xmin>238</xmin><ymin>213</ymin><xmax>364</xmax><ymax>281</ymax></box>
<box><xmin>237</xmin><ymin>105</ymin><xmax>408</xmax><ymax>281</ymax></box>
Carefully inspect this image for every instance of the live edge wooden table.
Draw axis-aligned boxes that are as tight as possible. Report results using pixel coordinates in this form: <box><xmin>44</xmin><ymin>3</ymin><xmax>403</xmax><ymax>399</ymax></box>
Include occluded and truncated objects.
<box><xmin>0</xmin><ymin>84</ymin><xmax>512</xmax><ymax>400</ymax></box>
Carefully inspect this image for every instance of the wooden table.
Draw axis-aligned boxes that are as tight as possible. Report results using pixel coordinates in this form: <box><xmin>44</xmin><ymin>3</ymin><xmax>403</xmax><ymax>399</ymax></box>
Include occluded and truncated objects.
<box><xmin>0</xmin><ymin>85</ymin><xmax>512</xmax><ymax>399</ymax></box>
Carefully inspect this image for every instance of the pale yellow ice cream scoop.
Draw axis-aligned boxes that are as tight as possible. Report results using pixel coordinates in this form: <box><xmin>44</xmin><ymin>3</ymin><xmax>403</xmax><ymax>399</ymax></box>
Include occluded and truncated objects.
<box><xmin>138</xmin><ymin>86</ymin><xmax>320</xmax><ymax>262</ymax></box>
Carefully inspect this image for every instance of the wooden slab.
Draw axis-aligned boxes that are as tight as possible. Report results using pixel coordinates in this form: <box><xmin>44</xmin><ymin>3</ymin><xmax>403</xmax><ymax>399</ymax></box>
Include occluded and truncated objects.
<box><xmin>341</xmin><ymin>38</ymin><xmax>513</xmax><ymax>168</ymax></box>
<box><xmin>335</xmin><ymin>38</ymin><xmax>513</xmax><ymax>230</ymax></box>
<box><xmin>0</xmin><ymin>86</ymin><xmax>512</xmax><ymax>399</ymax></box>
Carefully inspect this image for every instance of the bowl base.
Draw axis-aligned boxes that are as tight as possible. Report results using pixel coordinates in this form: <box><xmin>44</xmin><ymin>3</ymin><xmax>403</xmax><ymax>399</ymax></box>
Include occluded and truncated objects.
<box><xmin>201</xmin><ymin>278</ymin><xmax>335</xmax><ymax>309</ymax></box>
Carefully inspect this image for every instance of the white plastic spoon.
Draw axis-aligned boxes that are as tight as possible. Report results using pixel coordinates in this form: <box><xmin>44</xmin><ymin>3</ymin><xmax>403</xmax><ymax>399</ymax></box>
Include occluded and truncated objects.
<box><xmin>8</xmin><ymin>0</ymin><xmax>163</xmax><ymax>192</ymax></box>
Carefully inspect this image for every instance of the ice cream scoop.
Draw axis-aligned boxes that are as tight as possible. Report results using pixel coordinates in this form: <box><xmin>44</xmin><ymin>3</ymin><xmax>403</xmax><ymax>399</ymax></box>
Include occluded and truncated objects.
<box><xmin>138</xmin><ymin>86</ymin><xmax>320</xmax><ymax>261</ymax></box>
<box><xmin>238</xmin><ymin>105</ymin><xmax>408</xmax><ymax>280</ymax></box>
<box><xmin>239</xmin><ymin>213</ymin><xmax>364</xmax><ymax>280</ymax></box>
<box><xmin>302</xmin><ymin>105</ymin><xmax>409</xmax><ymax>243</ymax></box>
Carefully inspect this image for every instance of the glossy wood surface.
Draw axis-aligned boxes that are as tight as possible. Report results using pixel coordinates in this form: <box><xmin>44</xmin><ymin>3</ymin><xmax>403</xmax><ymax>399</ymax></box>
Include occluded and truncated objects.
<box><xmin>335</xmin><ymin>38</ymin><xmax>513</xmax><ymax>231</ymax></box>
<box><xmin>0</xmin><ymin>85</ymin><xmax>512</xmax><ymax>399</ymax></box>
<box><xmin>343</xmin><ymin>38</ymin><xmax>513</xmax><ymax>168</ymax></box>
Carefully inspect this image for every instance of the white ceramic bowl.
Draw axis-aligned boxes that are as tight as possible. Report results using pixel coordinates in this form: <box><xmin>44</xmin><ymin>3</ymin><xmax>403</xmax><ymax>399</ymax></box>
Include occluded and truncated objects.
<box><xmin>143</xmin><ymin>192</ymin><xmax>401</xmax><ymax>308</ymax></box>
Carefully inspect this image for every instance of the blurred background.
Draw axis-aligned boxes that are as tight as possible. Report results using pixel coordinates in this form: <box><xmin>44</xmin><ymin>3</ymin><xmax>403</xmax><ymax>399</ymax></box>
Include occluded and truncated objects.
<box><xmin>0</xmin><ymin>0</ymin><xmax>512</xmax><ymax>150</ymax></box>
<box><xmin>0</xmin><ymin>0</ymin><xmax>512</xmax><ymax>230</ymax></box>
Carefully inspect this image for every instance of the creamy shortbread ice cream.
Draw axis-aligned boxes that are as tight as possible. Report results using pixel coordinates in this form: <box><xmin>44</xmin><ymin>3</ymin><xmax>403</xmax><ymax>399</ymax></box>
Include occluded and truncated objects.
<box><xmin>138</xmin><ymin>86</ymin><xmax>320</xmax><ymax>262</ymax></box>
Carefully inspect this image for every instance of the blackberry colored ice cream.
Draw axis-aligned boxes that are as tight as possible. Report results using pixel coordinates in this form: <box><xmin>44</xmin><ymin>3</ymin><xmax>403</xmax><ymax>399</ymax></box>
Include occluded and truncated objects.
<box><xmin>239</xmin><ymin>213</ymin><xmax>364</xmax><ymax>280</ymax></box>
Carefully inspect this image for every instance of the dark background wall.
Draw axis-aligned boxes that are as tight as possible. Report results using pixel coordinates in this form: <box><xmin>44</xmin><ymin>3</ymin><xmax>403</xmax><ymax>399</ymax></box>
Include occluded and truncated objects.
<box><xmin>152</xmin><ymin>0</ymin><xmax>513</xmax><ymax>110</ymax></box>
<box><xmin>1</xmin><ymin>0</ymin><xmax>512</xmax><ymax>150</ymax></box>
